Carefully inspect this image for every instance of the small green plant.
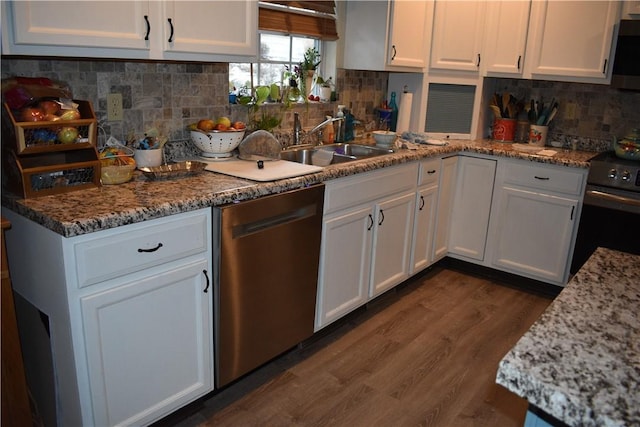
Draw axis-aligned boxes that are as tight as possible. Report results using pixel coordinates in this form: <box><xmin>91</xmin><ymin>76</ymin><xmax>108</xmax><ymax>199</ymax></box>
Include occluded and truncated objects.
<box><xmin>301</xmin><ymin>47</ymin><xmax>321</xmax><ymax>73</ymax></box>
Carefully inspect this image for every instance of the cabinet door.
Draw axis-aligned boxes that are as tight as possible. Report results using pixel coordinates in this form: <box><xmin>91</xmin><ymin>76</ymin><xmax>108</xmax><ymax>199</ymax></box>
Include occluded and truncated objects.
<box><xmin>433</xmin><ymin>156</ymin><xmax>458</xmax><ymax>260</ymax></box>
<box><xmin>449</xmin><ymin>157</ymin><xmax>497</xmax><ymax>261</ymax></box>
<box><xmin>4</xmin><ymin>1</ymin><xmax>150</xmax><ymax>50</ymax></box>
<box><xmin>411</xmin><ymin>184</ymin><xmax>438</xmax><ymax>274</ymax></box>
<box><xmin>483</xmin><ymin>1</ymin><xmax>531</xmax><ymax>76</ymax></box>
<box><xmin>430</xmin><ymin>0</ymin><xmax>486</xmax><ymax>72</ymax></box>
<box><xmin>161</xmin><ymin>1</ymin><xmax>257</xmax><ymax>56</ymax></box>
<box><xmin>492</xmin><ymin>187</ymin><xmax>577</xmax><ymax>283</ymax></box>
<box><xmin>526</xmin><ymin>0</ymin><xmax>620</xmax><ymax>80</ymax></box>
<box><xmin>81</xmin><ymin>260</ymin><xmax>213</xmax><ymax>426</ymax></box>
<box><xmin>370</xmin><ymin>192</ymin><xmax>416</xmax><ymax>297</ymax></box>
<box><xmin>387</xmin><ymin>0</ymin><xmax>432</xmax><ymax>68</ymax></box>
<box><xmin>316</xmin><ymin>206</ymin><xmax>373</xmax><ymax>330</ymax></box>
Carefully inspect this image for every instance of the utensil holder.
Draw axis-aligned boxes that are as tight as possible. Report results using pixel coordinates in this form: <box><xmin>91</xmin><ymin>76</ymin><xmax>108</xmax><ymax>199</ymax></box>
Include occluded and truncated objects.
<box><xmin>529</xmin><ymin>125</ymin><xmax>548</xmax><ymax>147</ymax></box>
<box><xmin>492</xmin><ymin>118</ymin><xmax>516</xmax><ymax>142</ymax></box>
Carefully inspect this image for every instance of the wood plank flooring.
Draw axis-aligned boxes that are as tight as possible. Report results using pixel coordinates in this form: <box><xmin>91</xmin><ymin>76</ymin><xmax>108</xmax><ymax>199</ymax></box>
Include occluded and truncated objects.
<box><xmin>158</xmin><ymin>264</ymin><xmax>553</xmax><ymax>427</ymax></box>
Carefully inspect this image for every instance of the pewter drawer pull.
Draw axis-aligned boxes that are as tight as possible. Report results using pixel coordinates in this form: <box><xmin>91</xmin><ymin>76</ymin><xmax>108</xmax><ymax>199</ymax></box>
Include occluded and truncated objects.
<box><xmin>137</xmin><ymin>243</ymin><xmax>163</xmax><ymax>253</ymax></box>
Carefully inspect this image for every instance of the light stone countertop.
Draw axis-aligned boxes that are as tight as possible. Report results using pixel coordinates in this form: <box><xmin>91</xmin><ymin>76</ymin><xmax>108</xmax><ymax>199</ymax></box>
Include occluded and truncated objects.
<box><xmin>496</xmin><ymin>247</ymin><xmax>640</xmax><ymax>427</ymax></box>
<box><xmin>1</xmin><ymin>139</ymin><xmax>596</xmax><ymax>237</ymax></box>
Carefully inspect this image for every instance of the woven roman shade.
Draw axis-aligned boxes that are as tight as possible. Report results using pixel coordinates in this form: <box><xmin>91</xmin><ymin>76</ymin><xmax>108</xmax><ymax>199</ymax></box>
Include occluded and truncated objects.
<box><xmin>259</xmin><ymin>1</ymin><xmax>339</xmax><ymax>40</ymax></box>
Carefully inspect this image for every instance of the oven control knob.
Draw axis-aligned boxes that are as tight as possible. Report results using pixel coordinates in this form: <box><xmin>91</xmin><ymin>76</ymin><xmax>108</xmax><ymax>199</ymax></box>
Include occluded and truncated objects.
<box><xmin>608</xmin><ymin>168</ymin><xmax>618</xmax><ymax>179</ymax></box>
<box><xmin>621</xmin><ymin>170</ymin><xmax>632</xmax><ymax>182</ymax></box>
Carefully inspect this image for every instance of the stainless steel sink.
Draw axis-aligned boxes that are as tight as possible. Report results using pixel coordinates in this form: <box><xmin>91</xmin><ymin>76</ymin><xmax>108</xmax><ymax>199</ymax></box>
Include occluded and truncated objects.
<box><xmin>280</xmin><ymin>143</ymin><xmax>394</xmax><ymax>166</ymax></box>
<box><xmin>318</xmin><ymin>143</ymin><xmax>394</xmax><ymax>157</ymax></box>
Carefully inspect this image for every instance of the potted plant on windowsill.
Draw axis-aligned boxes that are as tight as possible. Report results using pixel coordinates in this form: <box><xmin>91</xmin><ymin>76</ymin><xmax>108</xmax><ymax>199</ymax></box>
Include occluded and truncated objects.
<box><xmin>300</xmin><ymin>47</ymin><xmax>321</xmax><ymax>100</ymax></box>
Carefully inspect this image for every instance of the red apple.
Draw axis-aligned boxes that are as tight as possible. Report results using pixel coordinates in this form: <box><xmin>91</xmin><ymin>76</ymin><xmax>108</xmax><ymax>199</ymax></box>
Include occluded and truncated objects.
<box><xmin>21</xmin><ymin>107</ymin><xmax>45</xmax><ymax>122</ymax></box>
<box><xmin>39</xmin><ymin>100</ymin><xmax>61</xmax><ymax>115</ymax></box>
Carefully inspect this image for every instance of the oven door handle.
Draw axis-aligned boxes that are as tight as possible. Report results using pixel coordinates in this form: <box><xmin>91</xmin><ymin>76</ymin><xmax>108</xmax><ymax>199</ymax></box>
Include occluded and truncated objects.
<box><xmin>586</xmin><ymin>189</ymin><xmax>640</xmax><ymax>207</ymax></box>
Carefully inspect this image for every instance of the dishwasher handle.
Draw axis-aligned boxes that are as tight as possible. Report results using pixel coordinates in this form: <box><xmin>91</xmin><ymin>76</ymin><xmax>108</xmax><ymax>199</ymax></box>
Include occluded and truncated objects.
<box><xmin>232</xmin><ymin>204</ymin><xmax>317</xmax><ymax>238</ymax></box>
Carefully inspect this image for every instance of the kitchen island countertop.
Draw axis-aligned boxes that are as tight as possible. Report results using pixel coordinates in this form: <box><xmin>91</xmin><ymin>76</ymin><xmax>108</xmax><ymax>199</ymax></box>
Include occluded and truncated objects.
<box><xmin>496</xmin><ymin>247</ymin><xmax>640</xmax><ymax>426</ymax></box>
<box><xmin>1</xmin><ymin>139</ymin><xmax>595</xmax><ymax>237</ymax></box>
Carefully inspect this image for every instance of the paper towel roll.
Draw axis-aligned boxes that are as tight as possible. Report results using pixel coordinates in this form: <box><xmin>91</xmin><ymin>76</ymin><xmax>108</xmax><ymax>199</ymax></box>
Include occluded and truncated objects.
<box><xmin>396</xmin><ymin>91</ymin><xmax>412</xmax><ymax>134</ymax></box>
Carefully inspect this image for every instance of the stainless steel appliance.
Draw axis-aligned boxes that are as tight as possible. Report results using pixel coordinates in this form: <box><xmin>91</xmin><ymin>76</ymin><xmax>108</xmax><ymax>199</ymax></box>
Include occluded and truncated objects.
<box><xmin>571</xmin><ymin>151</ymin><xmax>640</xmax><ymax>273</ymax></box>
<box><xmin>611</xmin><ymin>20</ymin><xmax>640</xmax><ymax>91</ymax></box>
<box><xmin>212</xmin><ymin>184</ymin><xmax>324</xmax><ymax>387</ymax></box>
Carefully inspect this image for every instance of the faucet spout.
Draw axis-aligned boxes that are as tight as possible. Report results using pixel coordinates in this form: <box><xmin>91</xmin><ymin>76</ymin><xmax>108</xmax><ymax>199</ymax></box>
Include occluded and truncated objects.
<box><xmin>290</xmin><ymin>114</ymin><xmax>345</xmax><ymax>147</ymax></box>
<box><xmin>308</xmin><ymin>116</ymin><xmax>343</xmax><ymax>137</ymax></box>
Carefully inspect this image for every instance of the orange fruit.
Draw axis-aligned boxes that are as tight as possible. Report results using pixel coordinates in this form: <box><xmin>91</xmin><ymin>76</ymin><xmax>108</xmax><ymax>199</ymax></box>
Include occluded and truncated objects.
<box><xmin>197</xmin><ymin>119</ymin><xmax>215</xmax><ymax>131</ymax></box>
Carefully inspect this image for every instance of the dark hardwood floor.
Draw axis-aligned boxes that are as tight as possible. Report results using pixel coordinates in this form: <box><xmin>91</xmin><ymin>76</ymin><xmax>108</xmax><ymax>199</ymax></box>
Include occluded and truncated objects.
<box><xmin>160</xmin><ymin>263</ymin><xmax>553</xmax><ymax>427</ymax></box>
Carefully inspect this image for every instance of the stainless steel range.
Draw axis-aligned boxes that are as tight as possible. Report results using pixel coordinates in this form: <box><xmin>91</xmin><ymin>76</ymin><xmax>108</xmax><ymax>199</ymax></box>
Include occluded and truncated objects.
<box><xmin>571</xmin><ymin>151</ymin><xmax>640</xmax><ymax>273</ymax></box>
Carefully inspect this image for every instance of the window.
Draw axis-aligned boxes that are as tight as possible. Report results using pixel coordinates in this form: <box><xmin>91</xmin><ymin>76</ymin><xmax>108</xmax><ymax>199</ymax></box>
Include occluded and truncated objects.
<box><xmin>229</xmin><ymin>1</ymin><xmax>337</xmax><ymax>98</ymax></box>
<box><xmin>229</xmin><ymin>33</ymin><xmax>319</xmax><ymax>96</ymax></box>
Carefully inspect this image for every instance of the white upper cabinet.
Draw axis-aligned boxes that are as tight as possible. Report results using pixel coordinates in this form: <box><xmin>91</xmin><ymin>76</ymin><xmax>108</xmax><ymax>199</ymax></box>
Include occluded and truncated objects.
<box><xmin>342</xmin><ymin>0</ymin><xmax>433</xmax><ymax>71</ymax></box>
<box><xmin>429</xmin><ymin>0</ymin><xmax>486</xmax><ymax>72</ymax></box>
<box><xmin>525</xmin><ymin>0</ymin><xmax>621</xmax><ymax>82</ymax></box>
<box><xmin>483</xmin><ymin>1</ymin><xmax>532</xmax><ymax>76</ymax></box>
<box><xmin>160</xmin><ymin>1</ymin><xmax>257</xmax><ymax>58</ymax></box>
<box><xmin>1</xmin><ymin>0</ymin><xmax>257</xmax><ymax>60</ymax></box>
<box><xmin>387</xmin><ymin>0</ymin><xmax>433</xmax><ymax>68</ymax></box>
<box><xmin>4</xmin><ymin>1</ymin><xmax>151</xmax><ymax>51</ymax></box>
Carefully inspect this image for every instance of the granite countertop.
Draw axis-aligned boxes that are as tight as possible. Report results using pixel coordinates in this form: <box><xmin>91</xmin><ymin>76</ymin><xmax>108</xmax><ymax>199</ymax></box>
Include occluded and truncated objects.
<box><xmin>1</xmin><ymin>139</ymin><xmax>595</xmax><ymax>238</ymax></box>
<box><xmin>496</xmin><ymin>247</ymin><xmax>640</xmax><ymax>427</ymax></box>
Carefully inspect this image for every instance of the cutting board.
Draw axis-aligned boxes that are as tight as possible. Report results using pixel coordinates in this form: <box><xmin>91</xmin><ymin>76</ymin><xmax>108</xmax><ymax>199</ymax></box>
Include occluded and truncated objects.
<box><xmin>204</xmin><ymin>158</ymin><xmax>323</xmax><ymax>181</ymax></box>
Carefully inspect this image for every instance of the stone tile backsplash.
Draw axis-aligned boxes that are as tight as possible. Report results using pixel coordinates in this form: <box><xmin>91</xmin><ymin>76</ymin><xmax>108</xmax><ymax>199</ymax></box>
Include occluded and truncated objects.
<box><xmin>492</xmin><ymin>78</ymin><xmax>640</xmax><ymax>151</ymax></box>
<box><xmin>2</xmin><ymin>57</ymin><xmax>638</xmax><ymax>155</ymax></box>
<box><xmin>1</xmin><ymin>59</ymin><xmax>388</xmax><ymax>151</ymax></box>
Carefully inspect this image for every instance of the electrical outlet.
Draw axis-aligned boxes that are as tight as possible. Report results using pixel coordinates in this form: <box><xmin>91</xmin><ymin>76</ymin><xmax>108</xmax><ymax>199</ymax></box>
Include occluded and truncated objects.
<box><xmin>565</xmin><ymin>102</ymin><xmax>576</xmax><ymax>120</ymax></box>
<box><xmin>107</xmin><ymin>93</ymin><xmax>123</xmax><ymax>121</ymax></box>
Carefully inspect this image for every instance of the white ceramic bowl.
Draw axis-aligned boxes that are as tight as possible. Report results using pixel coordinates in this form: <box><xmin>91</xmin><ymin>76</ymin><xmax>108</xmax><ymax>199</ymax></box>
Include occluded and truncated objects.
<box><xmin>190</xmin><ymin>129</ymin><xmax>245</xmax><ymax>158</ymax></box>
<box><xmin>372</xmin><ymin>130</ymin><xmax>397</xmax><ymax>147</ymax></box>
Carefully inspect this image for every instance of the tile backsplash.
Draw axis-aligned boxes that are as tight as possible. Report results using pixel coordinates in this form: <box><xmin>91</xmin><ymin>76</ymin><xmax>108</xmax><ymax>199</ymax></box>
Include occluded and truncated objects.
<box><xmin>492</xmin><ymin>78</ymin><xmax>640</xmax><ymax>151</ymax></box>
<box><xmin>1</xmin><ymin>58</ymin><xmax>388</xmax><ymax>151</ymax></box>
<box><xmin>3</xmin><ymin>57</ymin><xmax>638</xmax><ymax>154</ymax></box>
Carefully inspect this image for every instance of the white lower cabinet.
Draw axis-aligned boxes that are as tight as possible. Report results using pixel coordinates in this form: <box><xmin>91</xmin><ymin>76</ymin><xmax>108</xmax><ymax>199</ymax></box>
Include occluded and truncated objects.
<box><xmin>2</xmin><ymin>208</ymin><xmax>213</xmax><ymax>426</ymax></box>
<box><xmin>317</xmin><ymin>206</ymin><xmax>373</xmax><ymax>328</ymax></box>
<box><xmin>370</xmin><ymin>192</ymin><xmax>416</xmax><ymax>297</ymax></box>
<box><xmin>411</xmin><ymin>158</ymin><xmax>440</xmax><ymax>273</ymax></box>
<box><xmin>488</xmin><ymin>159</ymin><xmax>586</xmax><ymax>284</ymax></box>
<box><xmin>81</xmin><ymin>260</ymin><xmax>212</xmax><ymax>426</ymax></box>
<box><xmin>316</xmin><ymin>163</ymin><xmax>418</xmax><ymax>330</ymax></box>
<box><xmin>433</xmin><ymin>156</ymin><xmax>458</xmax><ymax>261</ymax></box>
<box><xmin>448</xmin><ymin>156</ymin><xmax>497</xmax><ymax>261</ymax></box>
<box><xmin>490</xmin><ymin>187</ymin><xmax>577</xmax><ymax>283</ymax></box>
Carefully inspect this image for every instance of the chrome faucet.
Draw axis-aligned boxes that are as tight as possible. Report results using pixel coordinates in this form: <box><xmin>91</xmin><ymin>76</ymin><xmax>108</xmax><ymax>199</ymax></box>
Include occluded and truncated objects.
<box><xmin>291</xmin><ymin>113</ymin><xmax>344</xmax><ymax>147</ymax></box>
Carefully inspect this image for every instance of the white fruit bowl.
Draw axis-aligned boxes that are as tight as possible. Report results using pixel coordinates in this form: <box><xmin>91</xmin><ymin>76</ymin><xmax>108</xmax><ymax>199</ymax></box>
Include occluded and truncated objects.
<box><xmin>190</xmin><ymin>129</ymin><xmax>245</xmax><ymax>158</ymax></box>
<box><xmin>372</xmin><ymin>130</ymin><xmax>397</xmax><ymax>147</ymax></box>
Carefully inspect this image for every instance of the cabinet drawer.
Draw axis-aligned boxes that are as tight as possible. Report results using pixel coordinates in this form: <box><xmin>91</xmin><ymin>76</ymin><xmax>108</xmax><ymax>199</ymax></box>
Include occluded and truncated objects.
<box><xmin>503</xmin><ymin>161</ymin><xmax>586</xmax><ymax>196</ymax></box>
<box><xmin>74</xmin><ymin>211</ymin><xmax>208</xmax><ymax>288</ymax></box>
<box><xmin>324</xmin><ymin>163</ymin><xmax>418</xmax><ymax>214</ymax></box>
<box><xmin>418</xmin><ymin>158</ymin><xmax>440</xmax><ymax>186</ymax></box>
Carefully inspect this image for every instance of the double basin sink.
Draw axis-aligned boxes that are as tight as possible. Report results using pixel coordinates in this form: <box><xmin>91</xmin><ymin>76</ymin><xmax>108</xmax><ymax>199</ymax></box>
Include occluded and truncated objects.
<box><xmin>280</xmin><ymin>143</ymin><xmax>394</xmax><ymax>166</ymax></box>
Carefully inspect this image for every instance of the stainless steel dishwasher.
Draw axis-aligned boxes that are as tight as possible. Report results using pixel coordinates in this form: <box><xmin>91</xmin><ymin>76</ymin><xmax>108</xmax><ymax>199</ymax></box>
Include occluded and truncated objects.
<box><xmin>212</xmin><ymin>184</ymin><xmax>325</xmax><ymax>388</ymax></box>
